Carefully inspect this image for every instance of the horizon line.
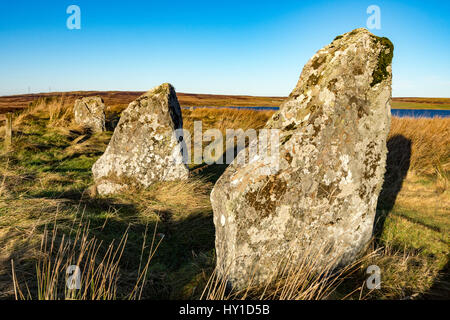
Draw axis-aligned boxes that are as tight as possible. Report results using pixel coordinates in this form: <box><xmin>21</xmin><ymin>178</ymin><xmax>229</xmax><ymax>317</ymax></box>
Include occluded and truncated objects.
<box><xmin>1</xmin><ymin>90</ymin><xmax>449</xmax><ymax>100</ymax></box>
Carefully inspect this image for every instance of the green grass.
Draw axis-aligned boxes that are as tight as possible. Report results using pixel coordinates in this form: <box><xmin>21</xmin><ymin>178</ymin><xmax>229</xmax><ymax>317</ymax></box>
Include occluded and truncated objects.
<box><xmin>382</xmin><ymin>210</ymin><xmax>447</xmax><ymax>263</ymax></box>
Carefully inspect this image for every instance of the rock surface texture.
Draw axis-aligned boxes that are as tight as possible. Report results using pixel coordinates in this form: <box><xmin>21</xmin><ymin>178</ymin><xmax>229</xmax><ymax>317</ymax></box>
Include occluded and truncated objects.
<box><xmin>211</xmin><ymin>28</ymin><xmax>393</xmax><ymax>289</ymax></box>
<box><xmin>92</xmin><ymin>83</ymin><xmax>189</xmax><ymax>195</ymax></box>
<box><xmin>73</xmin><ymin>96</ymin><xmax>106</xmax><ymax>132</ymax></box>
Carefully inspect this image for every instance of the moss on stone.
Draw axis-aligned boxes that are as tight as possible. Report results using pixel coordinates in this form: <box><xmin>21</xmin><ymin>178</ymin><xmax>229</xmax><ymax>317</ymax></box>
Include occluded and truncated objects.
<box><xmin>312</xmin><ymin>55</ymin><xmax>326</xmax><ymax>70</ymax></box>
<box><xmin>307</xmin><ymin>74</ymin><xmax>320</xmax><ymax>87</ymax></box>
<box><xmin>281</xmin><ymin>133</ymin><xmax>293</xmax><ymax>145</ymax></box>
<box><xmin>370</xmin><ymin>36</ymin><xmax>394</xmax><ymax>87</ymax></box>
<box><xmin>284</xmin><ymin>123</ymin><xmax>297</xmax><ymax>131</ymax></box>
<box><xmin>244</xmin><ymin>175</ymin><xmax>287</xmax><ymax>218</ymax></box>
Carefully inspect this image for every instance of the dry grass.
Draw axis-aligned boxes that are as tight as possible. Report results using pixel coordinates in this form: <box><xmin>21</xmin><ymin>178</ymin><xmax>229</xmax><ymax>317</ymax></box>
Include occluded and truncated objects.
<box><xmin>182</xmin><ymin>108</ymin><xmax>273</xmax><ymax>165</ymax></box>
<box><xmin>63</xmin><ymin>131</ymin><xmax>111</xmax><ymax>158</ymax></box>
<box><xmin>357</xmin><ymin>243</ymin><xmax>439</xmax><ymax>299</ymax></box>
<box><xmin>183</xmin><ymin>107</ymin><xmax>272</xmax><ymax>134</ymax></box>
<box><xmin>201</xmin><ymin>240</ymin><xmax>441</xmax><ymax>301</ymax></box>
<box><xmin>393</xmin><ymin>173</ymin><xmax>450</xmax><ymax>234</ymax></box>
<box><xmin>117</xmin><ymin>177</ymin><xmax>213</xmax><ymax>222</ymax></box>
<box><xmin>145</xmin><ymin>179</ymin><xmax>212</xmax><ymax>212</ymax></box>
<box><xmin>10</xmin><ymin>212</ymin><xmax>163</xmax><ymax>300</ymax></box>
<box><xmin>389</xmin><ymin>117</ymin><xmax>450</xmax><ymax>177</ymax></box>
<box><xmin>1</xmin><ymin>96</ymin><xmax>448</xmax><ymax>300</ymax></box>
<box><xmin>13</xmin><ymin>96</ymin><xmax>73</xmax><ymax>128</ymax></box>
<box><xmin>201</xmin><ymin>243</ymin><xmax>380</xmax><ymax>300</ymax></box>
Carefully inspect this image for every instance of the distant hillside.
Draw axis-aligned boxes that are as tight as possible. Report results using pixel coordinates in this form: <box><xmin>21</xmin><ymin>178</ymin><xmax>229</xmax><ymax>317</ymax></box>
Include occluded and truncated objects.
<box><xmin>391</xmin><ymin>98</ymin><xmax>450</xmax><ymax>110</ymax></box>
<box><xmin>0</xmin><ymin>91</ymin><xmax>286</xmax><ymax>114</ymax></box>
<box><xmin>0</xmin><ymin>91</ymin><xmax>449</xmax><ymax>114</ymax></box>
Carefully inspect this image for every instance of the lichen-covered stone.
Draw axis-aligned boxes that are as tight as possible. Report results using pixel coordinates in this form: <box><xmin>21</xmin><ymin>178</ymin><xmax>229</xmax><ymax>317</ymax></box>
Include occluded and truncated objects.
<box><xmin>73</xmin><ymin>96</ymin><xmax>106</xmax><ymax>132</ymax></box>
<box><xmin>92</xmin><ymin>83</ymin><xmax>189</xmax><ymax>195</ymax></box>
<box><xmin>211</xmin><ymin>28</ymin><xmax>393</xmax><ymax>289</ymax></box>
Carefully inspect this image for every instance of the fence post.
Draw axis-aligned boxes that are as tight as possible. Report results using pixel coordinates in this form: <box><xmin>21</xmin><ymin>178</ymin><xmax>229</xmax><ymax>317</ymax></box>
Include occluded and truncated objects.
<box><xmin>4</xmin><ymin>112</ymin><xmax>12</xmax><ymax>149</ymax></box>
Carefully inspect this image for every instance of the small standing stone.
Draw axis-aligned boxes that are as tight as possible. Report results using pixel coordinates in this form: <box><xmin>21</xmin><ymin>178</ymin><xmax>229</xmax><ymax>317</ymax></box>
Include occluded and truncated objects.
<box><xmin>74</xmin><ymin>96</ymin><xmax>106</xmax><ymax>132</ymax></box>
<box><xmin>92</xmin><ymin>83</ymin><xmax>189</xmax><ymax>195</ymax></box>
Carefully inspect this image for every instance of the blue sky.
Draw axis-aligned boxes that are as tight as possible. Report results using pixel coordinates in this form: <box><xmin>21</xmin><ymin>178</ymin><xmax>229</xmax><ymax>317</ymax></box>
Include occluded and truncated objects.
<box><xmin>0</xmin><ymin>0</ymin><xmax>449</xmax><ymax>97</ymax></box>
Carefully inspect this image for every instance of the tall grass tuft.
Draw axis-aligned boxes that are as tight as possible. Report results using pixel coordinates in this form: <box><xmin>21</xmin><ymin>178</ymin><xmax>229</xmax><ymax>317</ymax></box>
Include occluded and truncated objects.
<box><xmin>389</xmin><ymin>117</ymin><xmax>450</xmax><ymax>177</ymax></box>
<box><xmin>201</xmin><ymin>243</ymin><xmax>379</xmax><ymax>300</ymax></box>
<box><xmin>47</xmin><ymin>96</ymin><xmax>73</xmax><ymax>127</ymax></box>
<box><xmin>13</xmin><ymin>96</ymin><xmax>73</xmax><ymax>128</ymax></box>
<box><xmin>11</xmin><ymin>212</ymin><xmax>163</xmax><ymax>300</ymax></box>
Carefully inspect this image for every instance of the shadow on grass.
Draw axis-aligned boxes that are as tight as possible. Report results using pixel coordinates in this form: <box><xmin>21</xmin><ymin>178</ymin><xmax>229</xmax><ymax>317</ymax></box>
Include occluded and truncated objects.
<box><xmin>105</xmin><ymin>113</ymin><xmax>120</xmax><ymax>131</ymax></box>
<box><xmin>374</xmin><ymin>134</ymin><xmax>411</xmax><ymax>239</ymax></box>
<box><xmin>189</xmin><ymin>143</ymin><xmax>248</xmax><ymax>184</ymax></box>
<box><xmin>80</xmin><ymin>188</ymin><xmax>216</xmax><ymax>299</ymax></box>
<box><xmin>421</xmin><ymin>260</ymin><xmax>450</xmax><ymax>299</ymax></box>
<box><xmin>0</xmin><ymin>187</ymin><xmax>217</xmax><ymax>299</ymax></box>
<box><xmin>191</xmin><ymin>163</ymin><xmax>229</xmax><ymax>184</ymax></box>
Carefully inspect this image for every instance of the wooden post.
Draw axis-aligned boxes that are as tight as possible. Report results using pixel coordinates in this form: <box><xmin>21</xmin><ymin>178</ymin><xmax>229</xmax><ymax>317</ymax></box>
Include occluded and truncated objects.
<box><xmin>4</xmin><ymin>113</ymin><xmax>12</xmax><ymax>149</ymax></box>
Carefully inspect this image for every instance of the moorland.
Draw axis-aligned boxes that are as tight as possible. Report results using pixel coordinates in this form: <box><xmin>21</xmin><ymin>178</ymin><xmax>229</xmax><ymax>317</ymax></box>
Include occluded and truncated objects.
<box><xmin>0</xmin><ymin>93</ymin><xmax>448</xmax><ymax>300</ymax></box>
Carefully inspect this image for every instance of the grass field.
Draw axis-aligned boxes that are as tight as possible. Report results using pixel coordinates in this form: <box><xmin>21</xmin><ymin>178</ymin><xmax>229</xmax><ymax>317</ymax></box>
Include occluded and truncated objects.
<box><xmin>391</xmin><ymin>98</ymin><xmax>450</xmax><ymax>110</ymax></box>
<box><xmin>0</xmin><ymin>92</ymin><xmax>449</xmax><ymax>114</ymax></box>
<box><xmin>0</xmin><ymin>96</ymin><xmax>448</xmax><ymax>300</ymax></box>
<box><xmin>0</xmin><ymin>91</ymin><xmax>286</xmax><ymax>114</ymax></box>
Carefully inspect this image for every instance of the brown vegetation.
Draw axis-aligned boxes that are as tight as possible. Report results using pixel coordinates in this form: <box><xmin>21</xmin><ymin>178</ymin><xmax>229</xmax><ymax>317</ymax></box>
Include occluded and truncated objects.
<box><xmin>1</xmin><ymin>91</ymin><xmax>449</xmax><ymax>115</ymax></box>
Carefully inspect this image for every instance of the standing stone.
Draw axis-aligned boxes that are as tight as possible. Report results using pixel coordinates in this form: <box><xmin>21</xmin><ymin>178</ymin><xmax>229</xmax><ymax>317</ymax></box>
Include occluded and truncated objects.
<box><xmin>211</xmin><ymin>28</ymin><xmax>393</xmax><ymax>288</ymax></box>
<box><xmin>92</xmin><ymin>83</ymin><xmax>189</xmax><ymax>195</ymax></box>
<box><xmin>74</xmin><ymin>96</ymin><xmax>106</xmax><ymax>132</ymax></box>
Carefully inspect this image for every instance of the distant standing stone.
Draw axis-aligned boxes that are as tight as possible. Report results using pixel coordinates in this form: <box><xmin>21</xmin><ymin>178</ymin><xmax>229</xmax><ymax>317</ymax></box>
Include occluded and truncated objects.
<box><xmin>92</xmin><ymin>83</ymin><xmax>189</xmax><ymax>195</ymax></box>
<box><xmin>73</xmin><ymin>96</ymin><xmax>106</xmax><ymax>133</ymax></box>
<box><xmin>211</xmin><ymin>28</ymin><xmax>393</xmax><ymax>289</ymax></box>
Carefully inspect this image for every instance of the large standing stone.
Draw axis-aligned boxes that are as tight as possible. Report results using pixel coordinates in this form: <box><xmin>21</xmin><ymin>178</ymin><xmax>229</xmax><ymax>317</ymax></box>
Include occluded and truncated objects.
<box><xmin>211</xmin><ymin>28</ymin><xmax>393</xmax><ymax>288</ymax></box>
<box><xmin>74</xmin><ymin>96</ymin><xmax>106</xmax><ymax>132</ymax></box>
<box><xmin>92</xmin><ymin>83</ymin><xmax>189</xmax><ymax>195</ymax></box>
